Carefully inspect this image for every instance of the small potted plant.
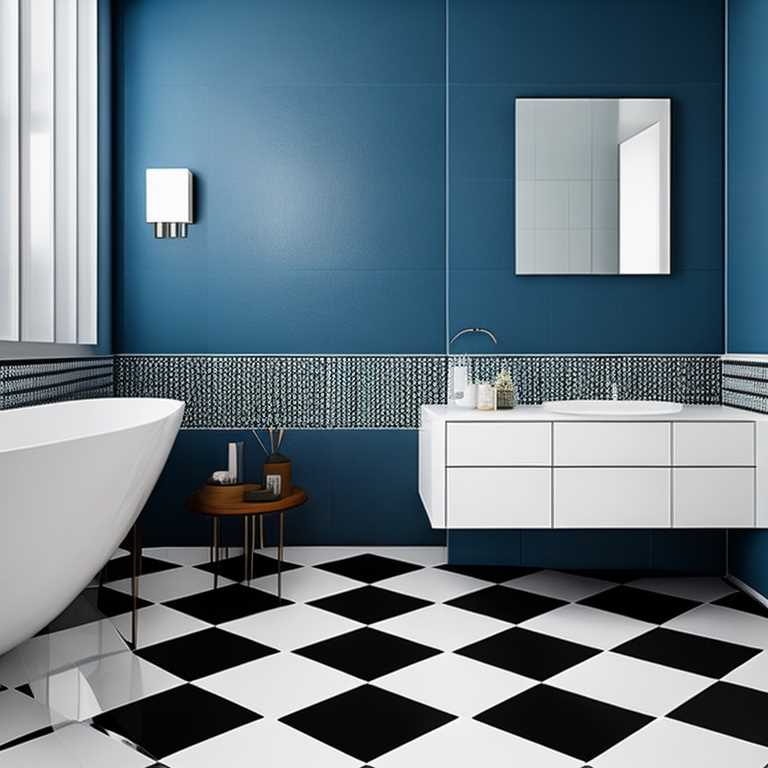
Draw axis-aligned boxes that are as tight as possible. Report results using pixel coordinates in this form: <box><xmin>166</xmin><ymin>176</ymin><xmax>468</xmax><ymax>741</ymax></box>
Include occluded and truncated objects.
<box><xmin>495</xmin><ymin>368</ymin><xmax>518</xmax><ymax>410</ymax></box>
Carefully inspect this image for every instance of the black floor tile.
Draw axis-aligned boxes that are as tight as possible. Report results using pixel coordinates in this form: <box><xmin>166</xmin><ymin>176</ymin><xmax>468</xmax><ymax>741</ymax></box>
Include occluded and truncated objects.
<box><xmin>457</xmin><ymin>627</ymin><xmax>600</xmax><ymax>680</ymax></box>
<box><xmin>712</xmin><ymin>591</ymin><xmax>768</xmax><ymax>619</ymax></box>
<box><xmin>476</xmin><ymin>684</ymin><xmax>652</xmax><ymax>762</ymax></box>
<box><xmin>36</xmin><ymin>591</ymin><xmax>111</xmax><ymax>636</ymax></box>
<box><xmin>89</xmin><ymin>587</ymin><xmax>153</xmax><ymax>617</ymax></box>
<box><xmin>36</xmin><ymin>587</ymin><xmax>152</xmax><ymax>636</ymax></box>
<box><xmin>445</xmin><ymin>585</ymin><xmax>565</xmax><ymax>624</ymax></box>
<box><xmin>136</xmin><ymin>627</ymin><xmax>278</xmax><ymax>681</ymax></box>
<box><xmin>669</xmin><ymin>681</ymin><xmax>768</xmax><ymax>747</ymax></box>
<box><xmin>579</xmin><ymin>585</ymin><xmax>698</xmax><ymax>624</ymax></box>
<box><xmin>197</xmin><ymin>552</ymin><xmax>301</xmax><ymax>581</ymax></box>
<box><xmin>309</xmin><ymin>585</ymin><xmax>431</xmax><ymax>625</ymax></box>
<box><xmin>92</xmin><ymin>684</ymin><xmax>260</xmax><ymax>759</ymax></box>
<box><xmin>613</xmin><ymin>627</ymin><xmax>761</xmax><ymax>678</ymax></box>
<box><xmin>315</xmin><ymin>553</ymin><xmax>422</xmax><ymax>583</ymax></box>
<box><xmin>102</xmin><ymin>555</ymin><xmax>180</xmax><ymax>583</ymax></box>
<box><xmin>437</xmin><ymin>564</ymin><xmax>539</xmax><ymax>583</ymax></box>
<box><xmin>15</xmin><ymin>684</ymin><xmax>33</xmax><ymax>698</ymax></box>
<box><xmin>280</xmin><ymin>684</ymin><xmax>455</xmax><ymax>762</ymax></box>
<box><xmin>165</xmin><ymin>584</ymin><xmax>290</xmax><ymax>625</ymax></box>
<box><xmin>295</xmin><ymin>627</ymin><xmax>441</xmax><ymax>681</ymax></box>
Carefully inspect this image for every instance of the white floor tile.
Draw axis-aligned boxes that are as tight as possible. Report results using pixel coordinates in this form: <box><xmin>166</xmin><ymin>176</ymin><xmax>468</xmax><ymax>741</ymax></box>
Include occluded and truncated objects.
<box><xmin>271</xmin><ymin>547</ymin><xmax>446</xmax><ymax>567</ymax></box>
<box><xmin>0</xmin><ymin>689</ymin><xmax>64</xmax><ymax>747</ymax></box>
<box><xmin>665</xmin><ymin>604</ymin><xmax>768</xmax><ymax>650</ymax></box>
<box><xmin>503</xmin><ymin>569</ymin><xmax>615</xmax><ymax>602</ymax></box>
<box><xmin>548</xmin><ymin>651</ymin><xmax>713</xmax><ymax>716</ymax></box>
<box><xmin>723</xmin><ymin>650</ymin><xmax>768</xmax><ymax>693</ymax></box>
<box><xmin>627</xmin><ymin>577</ymin><xmax>736</xmax><ymax>603</ymax></box>
<box><xmin>592</xmin><ymin>717</ymin><xmax>768</xmax><ymax>768</ymax></box>
<box><xmin>364</xmin><ymin>547</ymin><xmax>448</xmax><ymax>566</ymax></box>
<box><xmin>0</xmin><ymin>722</ymin><xmax>153</xmax><ymax>768</ymax></box>
<box><xmin>376</xmin><ymin>652</ymin><xmax>535</xmax><ymax>716</ymax></box>
<box><xmin>375</xmin><ymin>603</ymin><xmax>509</xmax><ymax>651</ymax></box>
<box><xmin>143</xmin><ymin>547</ymin><xmax>225</xmax><ymax>566</ymax></box>
<box><xmin>370</xmin><ymin>717</ymin><xmax>581</xmax><ymax>768</ymax></box>
<box><xmin>376</xmin><ymin>568</ymin><xmax>487</xmax><ymax>603</ymax></box>
<box><xmin>221</xmin><ymin>603</ymin><xmax>362</xmax><ymax>651</ymax></box>
<box><xmin>26</xmin><ymin>650</ymin><xmax>182</xmax><ymax>722</ymax></box>
<box><xmin>109</xmin><ymin>567</ymin><xmax>234</xmax><ymax>603</ymax></box>
<box><xmin>194</xmin><ymin>651</ymin><xmax>359</xmax><ymax>718</ymax></box>
<box><xmin>248</xmin><ymin>568</ymin><xmax>359</xmax><ymax>603</ymax></box>
<box><xmin>110</xmin><ymin>604</ymin><xmax>210</xmax><ymax>650</ymax></box>
<box><xmin>520</xmin><ymin>603</ymin><xmax>654</xmax><ymax>650</ymax></box>
<box><xmin>0</xmin><ymin>620</ymin><xmax>127</xmax><ymax>689</ymax></box>
<box><xmin>164</xmin><ymin>718</ymin><xmax>359</xmax><ymax>768</ymax></box>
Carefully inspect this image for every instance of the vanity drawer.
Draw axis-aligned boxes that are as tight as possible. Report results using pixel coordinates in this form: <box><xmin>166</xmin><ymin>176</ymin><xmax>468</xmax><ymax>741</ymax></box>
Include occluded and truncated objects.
<box><xmin>554</xmin><ymin>468</ymin><xmax>670</xmax><ymax>527</ymax></box>
<box><xmin>447</xmin><ymin>468</ymin><xmax>551</xmax><ymax>528</ymax></box>
<box><xmin>673</xmin><ymin>423</ymin><xmax>754</xmax><ymax>466</ymax></box>
<box><xmin>447</xmin><ymin>423</ymin><xmax>551</xmax><ymax>466</ymax></box>
<box><xmin>673</xmin><ymin>468</ymin><xmax>755</xmax><ymax>527</ymax></box>
<box><xmin>553</xmin><ymin>422</ymin><xmax>670</xmax><ymax>466</ymax></box>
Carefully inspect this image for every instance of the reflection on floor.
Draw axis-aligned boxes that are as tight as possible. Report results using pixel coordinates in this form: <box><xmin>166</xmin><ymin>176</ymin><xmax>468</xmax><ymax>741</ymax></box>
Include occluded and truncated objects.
<box><xmin>2</xmin><ymin>547</ymin><xmax>768</xmax><ymax>767</ymax></box>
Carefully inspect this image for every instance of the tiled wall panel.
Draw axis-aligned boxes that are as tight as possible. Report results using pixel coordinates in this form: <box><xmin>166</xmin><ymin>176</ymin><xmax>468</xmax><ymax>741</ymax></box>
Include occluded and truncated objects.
<box><xmin>115</xmin><ymin>354</ymin><xmax>721</xmax><ymax>429</ymax></box>
<box><xmin>0</xmin><ymin>356</ymin><xmax>113</xmax><ymax>409</ymax></box>
<box><xmin>723</xmin><ymin>360</ymin><xmax>768</xmax><ymax>414</ymax></box>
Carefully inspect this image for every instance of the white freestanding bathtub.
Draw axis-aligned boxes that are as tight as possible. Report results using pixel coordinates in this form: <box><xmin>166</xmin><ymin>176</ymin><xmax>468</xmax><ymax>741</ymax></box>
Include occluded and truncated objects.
<box><xmin>0</xmin><ymin>397</ymin><xmax>184</xmax><ymax>656</ymax></box>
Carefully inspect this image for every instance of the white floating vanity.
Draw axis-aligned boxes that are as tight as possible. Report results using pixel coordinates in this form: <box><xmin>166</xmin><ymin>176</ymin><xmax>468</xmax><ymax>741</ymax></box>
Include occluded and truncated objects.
<box><xmin>419</xmin><ymin>404</ymin><xmax>768</xmax><ymax>530</ymax></box>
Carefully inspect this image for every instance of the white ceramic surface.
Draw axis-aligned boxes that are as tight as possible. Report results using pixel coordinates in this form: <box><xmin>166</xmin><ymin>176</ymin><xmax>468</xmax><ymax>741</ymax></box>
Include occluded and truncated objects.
<box><xmin>542</xmin><ymin>399</ymin><xmax>683</xmax><ymax>416</ymax></box>
<box><xmin>0</xmin><ymin>397</ymin><xmax>184</xmax><ymax>655</ymax></box>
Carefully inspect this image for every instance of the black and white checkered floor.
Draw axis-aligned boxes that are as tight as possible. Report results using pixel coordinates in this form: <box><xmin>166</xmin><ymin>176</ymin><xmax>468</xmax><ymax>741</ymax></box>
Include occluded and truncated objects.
<box><xmin>3</xmin><ymin>547</ymin><xmax>768</xmax><ymax>767</ymax></box>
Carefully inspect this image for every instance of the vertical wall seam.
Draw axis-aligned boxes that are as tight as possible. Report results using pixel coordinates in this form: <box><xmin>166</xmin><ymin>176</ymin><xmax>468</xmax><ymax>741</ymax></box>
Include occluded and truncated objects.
<box><xmin>444</xmin><ymin>0</ymin><xmax>450</xmax><ymax>354</ymax></box>
<box><xmin>52</xmin><ymin>0</ymin><xmax>57</xmax><ymax>342</ymax></box>
<box><xmin>16</xmin><ymin>0</ymin><xmax>22</xmax><ymax>340</ymax></box>
<box><xmin>724</xmin><ymin>0</ymin><xmax>729</xmax><ymax>353</ymax></box>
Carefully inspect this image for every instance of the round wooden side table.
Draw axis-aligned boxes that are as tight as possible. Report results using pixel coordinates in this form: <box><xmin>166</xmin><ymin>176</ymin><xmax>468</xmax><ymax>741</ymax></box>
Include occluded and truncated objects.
<box><xmin>186</xmin><ymin>483</ymin><xmax>308</xmax><ymax>599</ymax></box>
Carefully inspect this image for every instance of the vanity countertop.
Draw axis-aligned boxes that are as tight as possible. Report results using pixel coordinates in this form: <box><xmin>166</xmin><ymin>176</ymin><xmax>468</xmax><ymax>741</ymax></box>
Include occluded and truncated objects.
<box><xmin>422</xmin><ymin>404</ymin><xmax>767</xmax><ymax>422</ymax></box>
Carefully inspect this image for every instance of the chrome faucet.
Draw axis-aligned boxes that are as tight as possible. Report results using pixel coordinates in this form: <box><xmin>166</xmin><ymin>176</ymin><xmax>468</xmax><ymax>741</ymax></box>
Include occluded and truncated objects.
<box><xmin>449</xmin><ymin>327</ymin><xmax>498</xmax><ymax>347</ymax></box>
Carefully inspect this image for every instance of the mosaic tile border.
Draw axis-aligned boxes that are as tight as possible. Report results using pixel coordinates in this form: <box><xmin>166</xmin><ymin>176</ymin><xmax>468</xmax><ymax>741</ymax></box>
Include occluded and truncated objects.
<box><xmin>0</xmin><ymin>357</ymin><xmax>114</xmax><ymax>410</ymax></box>
<box><xmin>723</xmin><ymin>360</ymin><xmax>768</xmax><ymax>414</ymax></box>
<box><xmin>115</xmin><ymin>354</ymin><xmax>721</xmax><ymax>430</ymax></box>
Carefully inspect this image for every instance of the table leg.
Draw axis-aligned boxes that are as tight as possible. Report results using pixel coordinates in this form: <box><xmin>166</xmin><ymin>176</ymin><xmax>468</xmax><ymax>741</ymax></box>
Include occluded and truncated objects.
<box><xmin>249</xmin><ymin>516</ymin><xmax>256</xmax><ymax>582</ymax></box>
<box><xmin>210</xmin><ymin>518</ymin><xmax>215</xmax><ymax>563</ymax></box>
<box><xmin>259</xmin><ymin>516</ymin><xmax>264</xmax><ymax>549</ymax></box>
<box><xmin>213</xmin><ymin>517</ymin><xmax>220</xmax><ymax>590</ymax></box>
<box><xmin>277</xmin><ymin>511</ymin><xmax>284</xmax><ymax>601</ymax></box>
<box><xmin>131</xmin><ymin>523</ymin><xmax>140</xmax><ymax>650</ymax></box>
<box><xmin>242</xmin><ymin>517</ymin><xmax>249</xmax><ymax>582</ymax></box>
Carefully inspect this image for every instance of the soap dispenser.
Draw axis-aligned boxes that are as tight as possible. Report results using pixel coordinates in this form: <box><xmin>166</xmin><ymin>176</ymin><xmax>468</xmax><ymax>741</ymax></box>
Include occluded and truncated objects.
<box><xmin>449</xmin><ymin>356</ymin><xmax>476</xmax><ymax>408</ymax></box>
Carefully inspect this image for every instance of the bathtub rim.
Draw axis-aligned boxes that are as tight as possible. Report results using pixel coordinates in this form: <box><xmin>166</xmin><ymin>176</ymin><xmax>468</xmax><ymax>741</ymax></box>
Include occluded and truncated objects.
<box><xmin>0</xmin><ymin>397</ymin><xmax>185</xmax><ymax>455</ymax></box>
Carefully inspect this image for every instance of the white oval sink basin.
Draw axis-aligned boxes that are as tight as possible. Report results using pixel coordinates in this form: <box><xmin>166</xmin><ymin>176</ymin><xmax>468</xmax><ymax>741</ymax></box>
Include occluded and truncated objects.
<box><xmin>542</xmin><ymin>399</ymin><xmax>683</xmax><ymax>417</ymax></box>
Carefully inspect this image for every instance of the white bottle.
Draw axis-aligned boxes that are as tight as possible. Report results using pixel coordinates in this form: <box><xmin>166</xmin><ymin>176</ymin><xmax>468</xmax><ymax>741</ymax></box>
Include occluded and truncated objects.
<box><xmin>449</xmin><ymin>356</ymin><xmax>469</xmax><ymax>405</ymax></box>
<box><xmin>457</xmin><ymin>383</ymin><xmax>477</xmax><ymax>409</ymax></box>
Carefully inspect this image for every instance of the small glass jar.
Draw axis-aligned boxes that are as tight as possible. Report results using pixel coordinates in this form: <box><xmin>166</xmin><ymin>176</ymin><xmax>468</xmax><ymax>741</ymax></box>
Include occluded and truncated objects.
<box><xmin>476</xmin><ymin>382</ymin><xmax>497</xmax><ymax>411</ymax></box>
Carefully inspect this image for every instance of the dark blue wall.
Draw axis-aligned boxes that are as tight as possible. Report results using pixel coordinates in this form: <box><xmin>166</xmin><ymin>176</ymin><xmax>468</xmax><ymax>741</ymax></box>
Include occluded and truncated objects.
<box><xmin>117</xmin><ymin>0</ymin><xmax>727</xmax><ymax>571</ymax></box>
<box><xmin>726</xmin><ymin>0</ymin><xmax>768</xmax><ymax>597</ymax></box>
<box><xmin>114</xmin><ymin>0</ymin><xmax>446</xmax><ymax>355</ymax></box>
<box><xmin>449</xmin><ymin>0</ymin><xmax>724</xmax><ymax>356</ymax></box>
<box><xmin>143</xmin><ymin>429</ymin><xmax>443</xmax><ymax>548</ymax></box>
<box><xmin>727</xmin><ymin>0</ymin><xmax>768</xmax><ymax>353</ymax></box>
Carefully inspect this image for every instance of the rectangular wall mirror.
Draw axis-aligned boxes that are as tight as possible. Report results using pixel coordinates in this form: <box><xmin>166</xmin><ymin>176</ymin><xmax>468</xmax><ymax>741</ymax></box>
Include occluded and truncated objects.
<box><xmin>515</xmin><ymin>98</ymin><xmax>670</xmax><ymax>275</ymax></box>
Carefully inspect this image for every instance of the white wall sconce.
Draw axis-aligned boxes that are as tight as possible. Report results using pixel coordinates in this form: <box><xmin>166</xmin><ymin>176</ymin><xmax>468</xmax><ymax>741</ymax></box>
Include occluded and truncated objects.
<box><xmin>146</xmin><ymin>168</ymin><xmax>193</xmax><ymax>239</ymax></box>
